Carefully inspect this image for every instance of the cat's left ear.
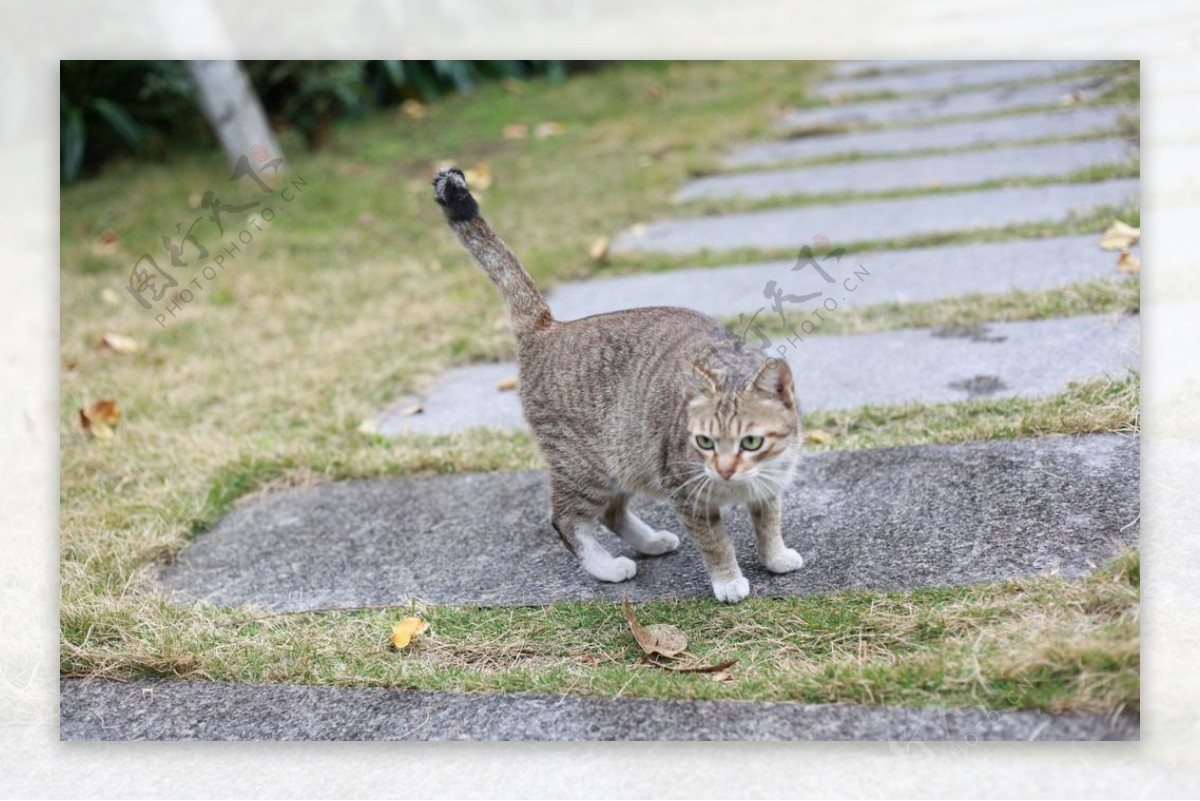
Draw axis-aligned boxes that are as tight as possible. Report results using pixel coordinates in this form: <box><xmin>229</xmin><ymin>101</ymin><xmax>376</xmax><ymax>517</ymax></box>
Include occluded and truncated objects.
<box><xmin>749</xmin><ymin>358</ymin><xmax>796</xmax><ymax>409</ymax></box>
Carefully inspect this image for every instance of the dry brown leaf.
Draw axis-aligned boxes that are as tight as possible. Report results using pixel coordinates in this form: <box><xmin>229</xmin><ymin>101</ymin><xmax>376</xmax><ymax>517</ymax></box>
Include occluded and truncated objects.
<box><xmin>390</xmin><ymin>617</ymin><xmax>429</xmax><ymax>649</ymax></box>
<box><xmin>534</xmin><ymin>121</ymin><xmax>565</xmax><ymax>139</ymax></box>
<box><xmin>645</xmin><ymin>657</ymin><xmax>739</xmax><ymax>674</ymax></box>
<box><xmin>710</xmin><ymin>670</ymin><xmax>733</xmax><ymax>682</ymax></box>
<box><xmin>588</xmin><ymin>236</ymin><xmax>610</xmax><ymax>263</ymax></box>
<box><xmin>1117</xmin><ymin>249</ymin><xmax>1141</xmax><ymax>274</ymax></box>
<box><xmin>805</xmin><ymin>429</ymin><xmax>834</xmax><ymax>445</ymax></box>
<box><xmin>401</xmin><ymin>99</ymin><xmax>427</xmax><ymax>119</ymax></box>
<box><xmin>463</xmin><ymin>162</ymin><xmax>493</xmax><ymax>191</ymax></box>
<box><xmin>502</xmin><ymin>123</ymin><xmax>529</xmax><ymax>140</ymax></box>
<box><xmin>98</xmin><ymin>332</ymin><xmax>139</xmax><ymax>354</ymax></box>
<box><xmin>496</xmin><ymin>377</ymin><xmax>519</xmax><ymax>392</ymax></box>
<box><xmin>622</xmin><ymin>599</ymin><xmax>687</xmax><ymax>658</ymax></box>
<box><xmin>92</xmin><ymin>231</ymin><xmax>118</xmax><ymax>257</ymax></box>
<box><xmin>80</xmin><ymin>399</ymin><xmax>121</xmax><ymax>439</ymax></box>
<box><xmin>1099</xmin><ymin>220</ymin><xmax>1140</xmax><ymax>251</ymax></box>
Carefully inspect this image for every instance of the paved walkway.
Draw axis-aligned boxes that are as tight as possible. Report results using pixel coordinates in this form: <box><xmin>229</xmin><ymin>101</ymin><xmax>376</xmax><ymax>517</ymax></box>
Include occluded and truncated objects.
<box><xmin>67</xmin><ymin>59</ymin><xmax>1142</xmax><ymax>742</ymax></box>
<box><xmin>372</xmin><ymin>314</ymin><xmax>1137</xmax><ymax>436</ymax></box>
<box><xmin>60</xmin><ymin>679</ymin><xmax>1139</xmax><ymax>741</ymax></box>
<box><xmin>160</xmin><ymin>435</ymin><xmax>1138</xmax><ymax>610</ymax></box>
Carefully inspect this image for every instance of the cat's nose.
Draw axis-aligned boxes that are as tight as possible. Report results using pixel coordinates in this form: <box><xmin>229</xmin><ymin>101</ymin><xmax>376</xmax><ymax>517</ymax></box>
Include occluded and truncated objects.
<box><xmin>716</xmin><ymin>464</ymin><xmax>736</xmax><ymax>480</ymax></box>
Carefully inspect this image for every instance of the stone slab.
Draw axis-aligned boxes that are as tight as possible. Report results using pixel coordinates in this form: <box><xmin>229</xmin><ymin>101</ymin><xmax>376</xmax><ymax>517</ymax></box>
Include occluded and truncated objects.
<box><xmin>817</xmin><ymin>60</ymin><xmax>1102</xmax><ymax>100</ymax></box>
<box><xmin>726</xmin><ymin>107</ymin><xmax>1127</xmax><ymax>167</ymax></box>
<box><xmin>159</xmin><ymin>434</ymin><xmax>1139</xmax><ymax>610</ymax></box>
<box><xmin>548</xmin><ymin>235</ymin><xmax>1135</xmax><ymax>322</ymax></box>
<box><xmin>829</xmin><ymin>60</ymin><xmax>973</xmax><ymax>79</ymax></box>
<box><xmin>374</xmin><ymin>313</ymin><xmax>1138</xmax><ymax>436</ymax></box>
<box><xmin>781</xmin><ymin>77</ymin><xmax>1111</xmax><ymax>132</ymax></box>
<box><xmin>678</xmin><ymin>139</ymin><xmax>1134</xmax><ymax>201</ymax></box>
<box><xmin>615</xmin><ymin>179</ymin><xmax>1139</xmax><ymax>254</ymax></box>
<box><xmin>60</xmin><ymin>679</ymin><xmax>1140</xmax><ymax>741</ymax></box>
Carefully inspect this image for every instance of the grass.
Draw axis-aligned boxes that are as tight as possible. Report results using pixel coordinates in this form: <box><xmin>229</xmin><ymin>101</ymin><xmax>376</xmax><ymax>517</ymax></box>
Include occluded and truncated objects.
<box><xmin>61</xmin><ymin>61</ymin><xmax>1139</xmax><ymax>717</ymax></box>
<box><xmin>731</xmin><ymin>278</ymin><xmax>1140</xmax><ymax>341</ymax></box>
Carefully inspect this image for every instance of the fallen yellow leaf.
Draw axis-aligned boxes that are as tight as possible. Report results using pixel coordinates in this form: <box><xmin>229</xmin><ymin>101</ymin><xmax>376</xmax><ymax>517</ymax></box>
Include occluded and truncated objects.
<box><xmin>1099</xmin><ymin>220</ymin><xmax>1140</xmax><ymax>251</ymax></box>
<box><xmin>534</xmin><ymin>121</ymin><xmax>565</xmax><ymax>139</ymax></box>
<box><xmin>390</xmin><ymin>617</ymin><xmax>429</xmax><ymax>649</ymax></box>
<box><xmin>502</xmin><ymin>123</ymin><xmax>529</xmax><ymax>140</ymax></box>
<box><xmin>401</xmin><ymin>99</ymin><xmax>427</xmax><ymax>119</ymax></box>
<box><xmin>1117</xmin><ymin>250</ymin><xmax>1141</xmax><ymax>274</ymax></box>
<box><xmin>622</xmin><ymin>599</ymin><xmax>687</xmax><ymax>658</ymax></box>
<box><xmin>805</xmin><ymin>429</ymin><xmax>834</xmax><ymax>445</ymax></box>
<box><xmin>496</xmin><ymin>377</ymin><xmax>519</xmax><ymax>392</ymax></box>
<box><xmin>98</xmin><ymin>332</ymin><xmax>139</xmax><ymax>354</ymax></box>
<box><xmin>463</xmin><ymin>161</ymin><xmax>493</xmax><ymax>191</ymax></box>
<box><xmin>80</xmin><ymin>399</ymin><xmax>121</xmax><ymax>439</ymax></box>
<box><xmin>588</xmin><ymin>237</ymin><xmax>610</xmax><ymax>263</ymax></box>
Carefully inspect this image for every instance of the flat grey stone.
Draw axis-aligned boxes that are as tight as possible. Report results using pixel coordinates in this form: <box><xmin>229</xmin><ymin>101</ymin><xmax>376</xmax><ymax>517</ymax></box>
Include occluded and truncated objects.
<box><xmin>60</xmin><ymin>679</ymin><xmax>1139</xmax><ymax>741</ymax></box>
<box><xmin>828</xmin><ymin>60</ymin><xmax>976</xmax><ymax>79</ymax></box>
<box><xmin>615</xmin><ymin>179</ymin><xmax>1139</xmax><ymax>254</ymax></box>
<box><xmin>159</xmin><ymin>434</ymin><xmax>1139</xmax><ymax>610</ymax></box>
<box><xmin>781</xmin><ymin>77</ymin><xmax>1111</xmax><ymax>131</ymax></box>
<box><xmin>726</xmin><ymin>107</ymin><xmax>1127</xmax><ymax>167</ymax></box>
<box><xmin>678</xmin><ymin>139</ymin><xmax>1134</xmax><ymax>201</ymax></box>
<box><xmin>549</xmin><ymin>235</ymin><xmax>1135</xmax><ymax>322</ymax></box>
<box><xmin>374</xmin><ymin>313</ymin><xmax>1137</xmax><ymax>436</ymax></box>
<box><xmin>817</xmin><ymin>60</ymin><xmax>1103</xmax><ymax>100</ymax></box>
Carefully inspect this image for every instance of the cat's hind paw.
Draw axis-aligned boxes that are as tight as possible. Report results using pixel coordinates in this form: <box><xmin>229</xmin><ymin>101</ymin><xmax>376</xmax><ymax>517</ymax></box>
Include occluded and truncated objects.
<box><xmin>634</xmin><ymin>529</ymin><xmax>681</xmax><ymax>556</ymax></box>
<box><xmin>711</xmin><ymin>575</ymin><xmax>750</xmax><ymax>603</ymax></box>
<box><xmin>584</xmin><ymin>554</ymin><xmax>638</xmax><ymax>583</ymax></box>
<box><xmin>765</xmin><ymin>548</ymin><xmax>804</xmax><ymax>574</ymax></box>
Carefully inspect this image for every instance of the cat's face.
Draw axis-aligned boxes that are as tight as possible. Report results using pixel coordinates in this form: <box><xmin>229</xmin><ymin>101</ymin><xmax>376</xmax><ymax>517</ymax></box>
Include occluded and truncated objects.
<box><xmin>683</xmin><ymin>359</ymin><xmax>800</xmax><ymax>490</ymax></box>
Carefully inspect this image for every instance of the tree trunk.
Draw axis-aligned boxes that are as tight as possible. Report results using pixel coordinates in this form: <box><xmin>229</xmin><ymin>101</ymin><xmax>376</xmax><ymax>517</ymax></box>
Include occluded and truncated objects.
<box><xmin>187</xmin><ymin>60</ymin><xmax>284</xmax><ymax>171</ymax></box>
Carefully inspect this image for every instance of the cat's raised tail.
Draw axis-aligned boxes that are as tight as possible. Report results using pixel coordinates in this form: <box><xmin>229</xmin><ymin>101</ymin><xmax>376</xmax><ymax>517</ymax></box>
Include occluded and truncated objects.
<box><xmin>432</xmin><ymin>167</ymin><xmax>553</xmax><ymax>337</ymax></box>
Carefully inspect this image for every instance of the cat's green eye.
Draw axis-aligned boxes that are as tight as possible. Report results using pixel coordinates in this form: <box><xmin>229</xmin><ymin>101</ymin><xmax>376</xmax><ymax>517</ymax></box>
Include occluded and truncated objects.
<box><xmin>695</xmin><ymin>434</ymin><xmax>715</xmax><ymax>450</ymax></box>
<box><xmin>740</xmin><ymin>435</ymin><xmax>764</xmax><ymax>451</ymax></box>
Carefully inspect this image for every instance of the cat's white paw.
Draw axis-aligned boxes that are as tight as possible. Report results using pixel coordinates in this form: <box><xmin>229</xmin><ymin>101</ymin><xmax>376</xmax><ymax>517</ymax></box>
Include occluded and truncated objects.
<box><xmin>585</xmin><ymin>554</ymin><xmax>638</xmax><ymax>583</ymax></box>
<box><xmin>636</xmin><ymin>530</ymin><xmax>681</xmax><ymax>556</ymax></box>
<box><xmin>711</xmin><ymin>575</ymin><xmax>750</xmax><ymax>603</ymax></box>
<box><xmin>765</xmin><ymin>548</ymin><xmax>804</xmax><ymax>574</ymax></box>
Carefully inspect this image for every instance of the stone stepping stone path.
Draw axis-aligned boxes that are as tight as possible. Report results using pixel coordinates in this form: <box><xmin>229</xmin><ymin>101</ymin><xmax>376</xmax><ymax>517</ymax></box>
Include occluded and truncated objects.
<box><xmin>372</xmin><ymin>313</ymin><xmax>1137</xmax><ymax>436</ymax></box>
<box><xmin>816</xmin><ymin>60</ymin><xmax>1101</xmax><ymax>100</ymax></box>
<box><xmin>677</xmin><ymin>139</ymin><xmax>1133</xmax><ymax>202</ymax></box>
<box><xmin>160</xmin><ymin>434</ymin><xmax>1138</xmax><ymax>611</ymax></box>
<box><xmin>614</xmin><ymin>178</ymin><xmax>1138</xmax><ymax>254</ymax></box>
<box><xmin>780</xmin><ymin>75</ymin><xmax>1112</xmax><ymax>132</ymax></box>
<box><xmin>725</xmin><ymin>106</ymin><xmax>1126</xmax><ymax>167</ymax></box>
<box><xmin>60</xmin><ymin>679</ymin><xmax>1139</xmax><ymax>741</ymax></box>
<box><xmin>829</xmin><ymin>60</ymin><xmax>971</xmax><ymax>78</ymax></box>
<box><xmin>549</xmin><ymin>235</ymin><xmax>1133</xmax><ymax>321</ymax></box>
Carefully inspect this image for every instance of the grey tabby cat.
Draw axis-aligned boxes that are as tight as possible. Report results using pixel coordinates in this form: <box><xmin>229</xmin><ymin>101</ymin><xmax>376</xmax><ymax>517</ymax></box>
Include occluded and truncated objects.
<box><xmin>432</xmin><ymin>168</ymin><xmax>804</xmax><ymax>602</ymax></box>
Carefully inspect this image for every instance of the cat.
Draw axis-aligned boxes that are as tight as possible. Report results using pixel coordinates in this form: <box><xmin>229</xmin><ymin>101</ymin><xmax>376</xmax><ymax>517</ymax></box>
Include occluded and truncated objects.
<box><xmin>432</xmin><ymin>168</ymin><xmax>804</xmax><ymax>602</ymax></box>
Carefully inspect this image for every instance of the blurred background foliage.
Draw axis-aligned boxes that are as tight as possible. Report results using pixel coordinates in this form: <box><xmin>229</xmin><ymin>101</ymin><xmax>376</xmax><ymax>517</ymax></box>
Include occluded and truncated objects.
<box><xmin>60</xmin><ymin>60</ymin><xmax>580</xmax><ymax>183</ymax></box>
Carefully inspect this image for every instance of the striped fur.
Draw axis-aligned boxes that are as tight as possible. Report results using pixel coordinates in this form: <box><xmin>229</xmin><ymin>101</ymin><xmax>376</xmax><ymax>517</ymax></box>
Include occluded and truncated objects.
<box><xmin>433</xmin><ymin>168</ymin><xmax>804</xmax><ymax>602</ymax></box>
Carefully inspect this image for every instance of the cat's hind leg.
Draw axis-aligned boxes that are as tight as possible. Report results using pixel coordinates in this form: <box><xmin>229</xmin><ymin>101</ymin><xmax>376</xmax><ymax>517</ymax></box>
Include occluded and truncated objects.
<box><xmin>603</xmin><ymin>496</ymin><xmax>680</xmax><ymax>556</ymax></box>
<box><xmin>551</xmin><ymin>481</ymin><xmax>636</xmax><ymax>583</ymax></box>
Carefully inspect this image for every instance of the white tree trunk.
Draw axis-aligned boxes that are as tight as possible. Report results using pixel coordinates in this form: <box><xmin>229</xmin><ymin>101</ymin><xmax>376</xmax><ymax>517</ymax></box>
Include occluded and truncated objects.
<box><xmin>187</xmin><ymin>60</ymin><xmax>284</xmax><ymax>170</ymax></box>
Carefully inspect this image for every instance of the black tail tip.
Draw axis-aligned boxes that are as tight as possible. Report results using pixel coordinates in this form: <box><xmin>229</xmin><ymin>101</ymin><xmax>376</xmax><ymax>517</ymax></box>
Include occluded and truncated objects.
<box><xmin>432</xmin><ymin>167</ymin><xmax>479</xmax><ymax>222</ymax></box>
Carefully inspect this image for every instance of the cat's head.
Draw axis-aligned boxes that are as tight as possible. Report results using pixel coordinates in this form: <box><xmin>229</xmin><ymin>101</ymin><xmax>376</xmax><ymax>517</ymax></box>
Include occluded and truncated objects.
<box><xmin>680</xmin><ymin>358</ymin><xmax>801</xmax><ymax>487</ymax></box>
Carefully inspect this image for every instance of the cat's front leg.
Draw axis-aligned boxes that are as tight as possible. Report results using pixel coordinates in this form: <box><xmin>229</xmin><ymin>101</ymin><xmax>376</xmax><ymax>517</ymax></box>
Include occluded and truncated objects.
<box><xmin>750</xmin><ymin>494</ymin><xmax>804</xmax><ymax>574</ymax></box>
<box><xmin>673</xmin><ymin>501</ymin><xmax>749</xmax><ymax>603</ymax></box>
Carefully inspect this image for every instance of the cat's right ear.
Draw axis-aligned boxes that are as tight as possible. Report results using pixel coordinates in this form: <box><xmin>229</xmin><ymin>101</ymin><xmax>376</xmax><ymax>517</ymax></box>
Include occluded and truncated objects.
<box><xmin>679</xmin><ymin>359</ymin><xmax>720</xmax><ymax>399</ymax></box>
